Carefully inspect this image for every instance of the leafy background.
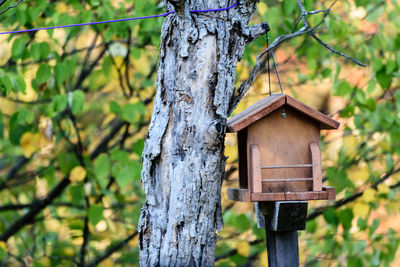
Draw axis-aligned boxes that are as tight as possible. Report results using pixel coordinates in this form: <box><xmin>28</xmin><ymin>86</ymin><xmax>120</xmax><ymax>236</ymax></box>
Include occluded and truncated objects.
<box><xmin>0</xmin><ymin>0</ymin><xmax>399</xmax><ymax>266</ymax></box>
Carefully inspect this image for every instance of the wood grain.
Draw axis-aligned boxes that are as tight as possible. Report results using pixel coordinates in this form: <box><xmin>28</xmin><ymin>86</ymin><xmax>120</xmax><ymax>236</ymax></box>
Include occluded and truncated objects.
<box><xmin>250</xmin><ymin>144</ymin><xmax>262</xmax><ymax>193</ymax></box>
<box><xmin>227</xmin><ymin>95</ymin><xmax>285</xmax><ymax>132</ymax></box>
<box><xmin>309</xmin><ymin>142</ymin><xmax>322</xmax><ymax>191</ymax></box>
<box><xmin>227</xmin><ymin>187</ymin><xmax>335</xmax><ymax>202</ymax></box>
<box><xmin>286</xmin><ymin>95</ymin><xmax>340</xmax><ymax>130</ymax></box>
<box><xmin>227</xmin><ymin>94</ymin><xmax>340</xmax><ymax>133</ymax></box>
<box><xmin>246</xmin><ymin>107</ymin><xmax>319</xmax><ymax>192</ymax></box>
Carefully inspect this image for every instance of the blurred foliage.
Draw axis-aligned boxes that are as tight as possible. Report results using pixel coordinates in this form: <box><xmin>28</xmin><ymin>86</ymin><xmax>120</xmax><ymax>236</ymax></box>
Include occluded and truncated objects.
<box><xmin>0</xmin><ymin>0</ymin><xmax>399</xmax><ymax>266</ymax></box>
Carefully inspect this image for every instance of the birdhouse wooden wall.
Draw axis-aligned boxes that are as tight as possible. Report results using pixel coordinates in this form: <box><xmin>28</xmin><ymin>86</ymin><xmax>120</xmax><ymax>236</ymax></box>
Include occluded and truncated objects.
<box><xmin>228</xmin><ymin>94</ymin><xmax>339</xmax><ymax>202</ymax></box>
<box><xmin>239</xmin><ymin>107</ymin><xmax>320</xmax><ymax>193</ymax></box>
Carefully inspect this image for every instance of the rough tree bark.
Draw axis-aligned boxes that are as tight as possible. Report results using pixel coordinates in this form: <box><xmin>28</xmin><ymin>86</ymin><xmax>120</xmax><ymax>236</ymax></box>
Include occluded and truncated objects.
<box><xmin>138</xmin><ymin>1</ymin><xmax>265</xmax><ymax>265</ymax></box>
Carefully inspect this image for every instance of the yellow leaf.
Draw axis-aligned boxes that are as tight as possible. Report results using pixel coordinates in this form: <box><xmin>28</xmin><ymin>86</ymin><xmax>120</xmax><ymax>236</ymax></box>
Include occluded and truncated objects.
<box><xmin>55</xmin><ymin>2</ymin><xmax>68</xmax><ymax>13</ymax></box>
<box><xmin>361</xmin><ymin>188</ymin><xmax>376</xmax><ymax>203</ymax></box>
<box><xmin>0</xmin><ymin>241</ymin><xmax>7</xmax><ymax>253</ymax></box>
<box><xmin>347</xmin><ymin>164</ymin><xmax>369</xmax><ymax>183</ymax></box>
<box><xmin>377</xmin><ymin>184</ymin><xmax>390</xmax><ymax>194</ymax></box>
<box><xmin>20</xmin><ymin>132</ymin><xmax>40</xmax><ymax>158</ymax></box>
<box><xmin>259</xmin><ymin>250</ymin><xmax>268</xmax><ymax>267</ymax></box>
<box><xmin>132</xmin><ymin>53</ymin><xmax>150</xmax><ymax>76</ymax></box>
<box><xmin>343</xmin><ymin>135</ymin><xmax>358</xmax><ymax>158</ymax></box>
<box><xmin>100</xmin><ymin>258</ymin><xmax>114</xmax><ymax>267</ymax></box>
<box><xmin>225</xmin><ymin>144</ymin><xmax>238</xmax><ymax>163</ymax></box>
<box><xmin>353</xmin><ymin>202</ymin><xmax>370</xmax><ymax>218</ymax></box>
<box><xmin>69</xmin><ymin>166</ymin><xmax>87</xmax><ymax>183</ymax></box>
<box><xmin>236</xmin><ymin>240</ymin><xmax>250</xmax><ymax>256</ymax></box>
<box><xmin>257</xmin><ymin>2</ymin><xmax>268</xmax><ymax>15</ymax></box>
<box><xmin>237</xmin><ymin>62</ymin><xmax>249</xmax><ymax>80</ymax></box>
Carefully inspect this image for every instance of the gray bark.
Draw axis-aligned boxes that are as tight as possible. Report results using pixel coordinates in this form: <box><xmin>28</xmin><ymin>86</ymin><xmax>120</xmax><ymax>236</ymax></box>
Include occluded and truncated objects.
<box><xmin>138</xmin><ymin>1</ymin><xmax>265</xmax><ymax>266</ymax></box>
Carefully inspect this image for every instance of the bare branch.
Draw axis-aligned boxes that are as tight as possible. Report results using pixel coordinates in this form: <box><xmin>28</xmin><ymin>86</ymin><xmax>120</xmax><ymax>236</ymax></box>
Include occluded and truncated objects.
<box><xmin>311</xmin><ymin>33</ymin><xmax>367</xmax><ymax>67</ymax></box>
<box><xmin>0</xmin><ymin>177</ymin><xmax>71</xmax><ymax>241</ymax></box>
<box><xmin>228</xmin><ymin>0</ymin><xmax>365</xmax><ymax>115</ymax></box>
<box><xmin>86</xmin><ymin>231</ymin><xmax>138</xmax><ymax>267</ymax></box>
<box><xmin>307</xmin><ymin>167</ymin><xmax>400</xmax><ymax>220</ymax></box>
<box><xmin>0</xmin><ymin>0</ymin><xmax>24</xmax><ymax>16</ymax></box>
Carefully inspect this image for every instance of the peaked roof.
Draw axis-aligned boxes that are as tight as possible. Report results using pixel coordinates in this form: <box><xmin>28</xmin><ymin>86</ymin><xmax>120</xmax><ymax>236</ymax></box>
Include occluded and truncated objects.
<box><xmin>227</xmin><ymin>94</ymin><xmax>340</xmax><ymax>132</ymax></box>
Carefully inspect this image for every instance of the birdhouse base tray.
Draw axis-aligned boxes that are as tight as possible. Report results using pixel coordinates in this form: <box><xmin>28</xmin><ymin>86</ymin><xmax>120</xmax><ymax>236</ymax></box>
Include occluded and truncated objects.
<box><xmin>228</xmin><ymin>186</ymin><xmax>335</xmax><ymax>202</ymax></box>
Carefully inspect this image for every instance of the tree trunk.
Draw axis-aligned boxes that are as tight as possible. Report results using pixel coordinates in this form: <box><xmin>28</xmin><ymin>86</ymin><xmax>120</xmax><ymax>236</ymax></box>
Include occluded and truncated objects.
<box><xmin>138</xmin><ymin>1</ymin><xmax>264</xmax><ymax>265</ymax></box>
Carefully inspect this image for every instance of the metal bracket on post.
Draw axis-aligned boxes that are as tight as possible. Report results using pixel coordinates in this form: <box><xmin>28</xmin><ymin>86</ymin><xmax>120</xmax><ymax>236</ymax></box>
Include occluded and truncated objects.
<box><xmin>257</xmin><ymin>201</ymin><xmax>308</xmax><ymax>267</ymax></box>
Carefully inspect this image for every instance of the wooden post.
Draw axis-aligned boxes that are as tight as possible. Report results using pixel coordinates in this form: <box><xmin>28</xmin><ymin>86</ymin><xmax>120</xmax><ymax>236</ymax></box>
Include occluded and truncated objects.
<box><xmin>258</xmin><ymin>201</ymin><xmax>308</xmax><ymax>267</ymax></box>
<box><xmin>265</xmin><ymin>229</ymin><xmax>299</xmax><ymax>267</ymax></box>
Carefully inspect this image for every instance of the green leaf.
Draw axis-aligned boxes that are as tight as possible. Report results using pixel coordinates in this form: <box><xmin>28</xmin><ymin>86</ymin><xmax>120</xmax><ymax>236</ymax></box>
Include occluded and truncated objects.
<box><xmin>282</xmin><ymin>0</ymin><xmax>297</xmax><ymax>16</ymax></box>
<box><xmin>372</xmin><ymin>58</ymin><xmax>384</xmax><ymax>72</ymax></box>
<box><xmin>376</xmin><ymin>68</ymin><xmax>392</xmax><ymax>89</ymax></box>
<box><xmin>131</xmin><ymin>47</ymin><xmax>141</xmax><ymax>59</ymax></box>
<box><xmin>109</xmin><ymin>101</ymin><xmax>121</xmax><ymax>114</ymax></box>
<box><xmin>110</xmin><ymin>148</ymin><xmax>129</xmax><ymax>163</ymax></box>
<box><xmin>40</xmin><ymin>42</ymin><xmax>51</xmax><ymax>59</ymax></box>
<box><xmin>94</xmin><ymin>154</ymin><xmax>110</xmax><ymax>189</ymax></box>
<box><xmin>112</xmin><ymin>162</ymin><xmax>131</xmax><ymax>188</ymax></box>
<box><xmin>88</xmin><ymin>205</ymin><xmax>104</xmax><ymax>226</ymax></box>
<box><xmin>333</xmin><ymin>80</ymin><xmax>352</xmax><ymax>96</ymax></box>
<box><xmin>337</xmin><ymin>209</ymin><xmax>353</xmax><ymax>230</ymax></box>
<box><xmin>348</xmin><ymin>258</ymin><xmax>363</xmax><ymax>267</ymax></box>
<box><xmin>14</xmin><ymin>75</ymin><xmax>26</xmax><ymax>94</ymax></box>
<box><xmin>55</xmin><ymin>63</ymin><xmax>68</xmax><ymax>86</ymax></box>
<box><xmin>323</xmin><ymin>207</ymin><xmax>339</xmax><ymax>226</ymax></box>
<box><xmin>12</xmin><ymin>36</ymin><xmax>28</xmax><ymax>60</ymax></box>
<box><xmin>234</xmin><ymin>214</ymin><xmax>250</xmax><ymax>233</ymax></box>
<box><xmin>31</xmin><ymin>43</ymin><xmax>42</xmax><ymax>61</ymax></box>
<box><xmin>9</xmin><ymin>113</ymin><xmax>29</xmax><ymax>145</ymax></box>
<box><xmin>70</xmin><ymin>90</ymin><xmax>85</xmax><ymax>115</ymax></box>
<box><xmin>58</xmin><ymin>152</ymin><xmax>80</xmax><ymax>175</ymax></box>
<box><xmin>0</xmin><ymin>75</ymin><xmax>12</xmax><ymax>95</ymax></box>
<box><xmin>36</xmin><ymin>64</ymin><xmax>51</xmax><ymax>84</ymax></box>
<box><xmin>121</xmin><ymin>102</ymin><xmax>146</xmax><ymax>124</ymax></box>
<box><xmin>17</xmin><ymin>107</ymin><xmax>34</xmax><ymax>124</ymax></box>
<box><xmin>132</xmin><ymin>139</ymin><xmax>145</xmax><ymax>156</ymax></box>
<box><xmin>0</xmin><ymin>242</ymin><xmax>5</xmax><ymax>261</ymax></box>
<box><xmin>53</xmin><ymin>94</ymin><xmax>68</xmax><ymax>113</ymax></box>
<box><xmin>340</xmin><ymin>104</ymin><xmax>355</xmax><ymax>118</ymax></box>
<box><xmin>112</xmin><ymin>160</ymin><xmax>141</xmax><ymax>188</ymax></box>
<box><xmin>306</xmin><ymin>219</ymin><xmax>317</xmax><ymax>233</ymax></box>
<box><xmin>229</xmin><ymin>254</ymin><xmax>247</xmax><ymax>265</ymax></box>
<box><xmin>68</xmin><ymin>185</ymin><xmax>85</xmax><ymax>205</ymax></box>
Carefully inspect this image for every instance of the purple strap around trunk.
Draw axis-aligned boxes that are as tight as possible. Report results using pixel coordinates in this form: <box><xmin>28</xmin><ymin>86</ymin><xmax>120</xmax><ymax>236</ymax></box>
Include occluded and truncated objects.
<box><xmin>0</xmin><ymin>2</ymin><xmax>239</xmax><ymax>35</ymax></box>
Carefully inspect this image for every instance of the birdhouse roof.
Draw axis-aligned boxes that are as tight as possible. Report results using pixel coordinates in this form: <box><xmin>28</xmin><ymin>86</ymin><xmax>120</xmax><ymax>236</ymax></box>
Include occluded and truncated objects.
<box><xmin>227</xmin><ymin>94</ymin><xmax>340</xmax><ymax>132</ymax></box>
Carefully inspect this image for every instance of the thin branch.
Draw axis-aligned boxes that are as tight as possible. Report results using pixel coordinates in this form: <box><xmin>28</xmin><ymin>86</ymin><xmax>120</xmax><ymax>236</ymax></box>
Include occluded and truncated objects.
<box><xmin>86</xmin><ymin>231</ymin><xmax>138</xmax><ymax>267</ymax></box>
<box><xmin>0</xmin><ymin>98</ymin><xmax>51</xmax><ymax>105</ymax></box>
<box><xmin>0</xmin><ymin>0</ymin><xmax>24</xmax><ymax>16</ymax></box>
<box><xmin>311</xmin><ymin>33</ymin><xmax>367</xmax><ymax>67</ymax></box>
<box><xmin>0</xmin><ymin>176</ymin><xmax>71</xmax><ymax>241</ymax></box>
<box><xmin>228</xmin><ymin>0</ymin><xmax>365</xmax><ymax>115</ymax></box>
<box><xmin>228</xmin><ymin>24</ymin><xmax>315</xmax><ymax>115</ymax></box>
<box><xmin>0</xmin><ymin>201</ymin><xmax>139</xmax><ymax>212</ymax></box>
<box><xmin>307</xmin><ymin>167</ymin><xmax>400</xmax><ymax>220</ymax></box>
<box><xmin>124</xmin><ymin>28</ymin><xmax>134</xmax><ymax>97</ymax></box>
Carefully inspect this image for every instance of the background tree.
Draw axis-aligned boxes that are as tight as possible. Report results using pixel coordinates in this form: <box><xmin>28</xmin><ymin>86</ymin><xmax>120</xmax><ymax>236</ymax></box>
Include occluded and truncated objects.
<box><xmin>0</xmin><ymin>0</ymin><xmax>399</xmax><ymax>266</ymax></box>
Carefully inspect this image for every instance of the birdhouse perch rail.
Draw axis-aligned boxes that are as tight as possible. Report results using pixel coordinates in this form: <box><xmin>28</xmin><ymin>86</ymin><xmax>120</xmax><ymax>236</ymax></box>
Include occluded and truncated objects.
<box><xmin>260</xmin><ymin>164</ymin><xmax>313</xmax><ymax>169</ymax></box>
<box><xmin>249</xmin><ymin>142</ymin><xmax>322</xmax><ymax>193</ymax></box>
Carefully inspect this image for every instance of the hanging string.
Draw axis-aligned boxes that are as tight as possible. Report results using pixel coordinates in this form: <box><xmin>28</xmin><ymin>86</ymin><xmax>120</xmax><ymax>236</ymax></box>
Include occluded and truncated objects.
<box><xmin>266</xmin><ymin>32</ymin><xmax>284</xmax><ymax>95</ymax></box>
<box><xmin>0</xmin><ymin>2</ymin><xmax>239</xmax><ymax>35</ymax></box>
<box><xmin>266</xmin><ymin>35</ymin><xmax>272</xmax><ymax>96</ymax></box>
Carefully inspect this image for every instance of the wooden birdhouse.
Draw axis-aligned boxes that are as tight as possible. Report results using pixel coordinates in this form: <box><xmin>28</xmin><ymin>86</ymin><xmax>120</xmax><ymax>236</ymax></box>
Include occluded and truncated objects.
<box><xmin>227</xmin><ymin>94</ymin><xmax>340</xmax><ymax>202</ymax></box>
